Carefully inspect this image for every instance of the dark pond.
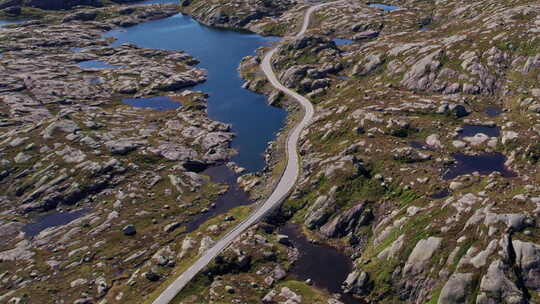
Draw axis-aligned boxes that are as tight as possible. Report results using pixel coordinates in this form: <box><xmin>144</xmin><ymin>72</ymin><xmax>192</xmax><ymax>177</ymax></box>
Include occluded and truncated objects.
<box><xmin>79</xmin><ymin>60</ymin><xmax>122</xmax><ymax>69</ymax></box>
<box><xmin>281</xmin><ymin>223</ymin><xmax>362</xmax><ymax>304</ymax></box>
<box><xmin>368</xmin><ymin>3</ymin><xmax>400</xmax><ymax>11</ymax></box>
<box><xmin>122</xmin><ymin>96</ymin><xmax>181</xmax><ymax>110</ymax></box>
<box><xmin>103</xmin><ymin>13</ymin><xmax>286</xmax><ymax>173</ymax></box>
<box><xmin>22</xmin><ymin>208</ymin><xmax>90</xmax><ymax>237</ymax></box>
<box><xmin>409</xmin><ymin>141</ymin><xmax>432</xmax><ymax>151</ymax></box>
<box><xmin>185</xmin><ymin>165</ymin><xmax>252</xmax><ymax>232</ymax></box>
<box><xmin>333</xmin><ymin>38</ymin><xmax>353</xmax><ymax>46</ymax></box>
<box><xmin>430</xmin><ymin>189</ymin><xmax>450</xmax><ymax>199</ymax></box>
<box><xmin>443</xmin><ymin>153</ymin><xmax>516</xmax><ymax>180</ymax></box>
<box><xmin>457</xmin><ymin>124</ymin><xmax>500</xmax><ymax>138</ymax></box>
<box><xmin>484</xmin><ymin>106</ymin><xmax>502</xmax><ymax>117</ymax></box>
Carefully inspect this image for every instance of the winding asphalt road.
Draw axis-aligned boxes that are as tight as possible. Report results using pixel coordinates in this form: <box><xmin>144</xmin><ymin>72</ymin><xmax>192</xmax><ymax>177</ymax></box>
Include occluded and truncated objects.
<box><xmin>152</xmin><ymin>2</ymin><xmax>339</xmax><ymax>303</ymax></box>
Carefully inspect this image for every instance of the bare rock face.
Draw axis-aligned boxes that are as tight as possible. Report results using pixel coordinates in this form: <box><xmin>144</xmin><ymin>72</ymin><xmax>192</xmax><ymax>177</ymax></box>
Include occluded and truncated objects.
<box><xmin>437</xmin><ymin>273</ymin><xmax>474</xmax><ymax>304</ymax></box>
<box><xmin>320</xmin><ymin>202</ymin><xmax>370</xmax><ymax>238</ymax></box>
<box><xmin>304</xmin><ymin>188</ymin><xmax>337</xmax><ymax>230</ymax></box>
<box><xmin>512</xmin><ymin>240</ymin><xmax>540</xmax><ymax>291</ymax></box>
<box><xmin>181</xmin><ymin>0</ymin><xmax>295</xmax><ymax>29</ymax></box>
<box><xmin>477</xmin><ymin>259</ymin><xmax>525</xmax><ymax>304</ymax></box>
<box><xmin>403</xmin><ymin>237</ymin><xmax>442</xmax><ymax>275</ymax></box>
<box><xmin>24</xmin><ymin>0</ymin><xmax>102</xmax><ymax>10</ymax></box>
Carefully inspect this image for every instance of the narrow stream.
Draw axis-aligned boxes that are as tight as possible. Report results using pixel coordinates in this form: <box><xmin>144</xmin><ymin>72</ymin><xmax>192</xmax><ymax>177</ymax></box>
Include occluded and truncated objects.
<box><xmin>186</xmin><ymin>165</ymin><xmax>252</xmax><ymax>232</ymax></box>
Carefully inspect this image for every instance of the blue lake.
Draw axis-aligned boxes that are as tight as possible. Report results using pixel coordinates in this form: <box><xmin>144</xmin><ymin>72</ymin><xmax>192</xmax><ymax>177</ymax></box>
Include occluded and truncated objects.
<box><xmin>104</xmin><ymin>14</ymin><xmax>286</xmax><ymax>172</ymax></box>
<box><xmin>79</xmin><ymin>60</ymin><xmax>122</xmax><ymax>69</ymax></box>
<box><xmin>369</xmin><ymin>3</ymin><xmax>400</xmax><ymax>11</ymax></box>
<box><xmin>122</xmin><ymin>96</ymin><xmax>181</xmax><ymax>110</ymax></box>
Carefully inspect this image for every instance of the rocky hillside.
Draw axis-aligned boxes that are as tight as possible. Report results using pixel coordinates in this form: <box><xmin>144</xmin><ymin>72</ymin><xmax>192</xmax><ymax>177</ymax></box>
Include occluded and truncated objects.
<box><xmin>174</xmin><ymin>0</ymin><xmax>540</xmax><ymax>303</ymax></box>
<box><xmin>179</xmin><ymin>0</ymin><xmax>297</xmax><ymax>33</ymax></box>
<box><xmin>0</xmin><ymin>0</ymin><xmax>144</xmax><ymax>12</ymax></box>
<box><xmin>0</xmin><ymin>4</ymin><xmax>252</xmax><ymax>304</ymax></box>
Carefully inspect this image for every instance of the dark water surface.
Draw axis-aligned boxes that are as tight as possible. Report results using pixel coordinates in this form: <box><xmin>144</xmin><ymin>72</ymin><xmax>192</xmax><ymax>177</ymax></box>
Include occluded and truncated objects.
<box><xmin>281</xmin><ymin>223</ymin><xmax>362</xmax><ymax>304</ymax></box>
<box><xmin>185</xmin><ymin>166</ymin><xmax>252</xmax><ymax>232</ymax></box>
<box><xmin>122</xmin><ymin>96</ymin><xmax>181</xmax><ymax>110</ymax></box>
<box><xmin>22</xmin><ymin>208</ymin><xmax>90</xmax><ymax>237</ymax></box>
<box><xmin>430</xmin><ymin>189</ymin><xmax>450</xmax><ymax>199</ymax></box>
<box><xmin>443</xmin><ymin>153</ymin><xmax>516</xmax><ymax>180</ymax></box>
<box><xmin>485</xmin><ymin>106</ymin><xmax>502</xmax><ymax>117</ymax></box>
<box><xmin>458</xmin><ymin>124</ymin><xmax>500</xmax><ymax>138</ymax></box>
<box><xmin>104</xmin><ymin>14</ymin><xmax>286</xmax><ymax>172</ymax></box>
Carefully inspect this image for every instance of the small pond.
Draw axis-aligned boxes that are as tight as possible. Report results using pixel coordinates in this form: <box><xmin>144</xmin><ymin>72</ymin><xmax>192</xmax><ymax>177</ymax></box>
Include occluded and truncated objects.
<box><xmin>122</xmin><ymin>96</ymin><xmax>181</xmax><ymax>111</ymax></box>
<box><xmin>333</xmin><ymin>38</ymin><xmax>353</xmax><ymax>46</ymax></box>
<box><xmin>185</xmin><ymin>165</ymin><xmax>252</xmax><ymax>232</ymax></box>
<box><xmin>368</xmin><ymin>3</ymin><xmax>400</xmax><ymax>11</ymax></box>
<box><xmin>22</xmin><ymin>208</ymin><xmax>90</xmax><ymax>237</ymax></box>
<box><xmin>430</xmin><ymin>189</ymin><xmax>450</xmax><ymax>199</ymax></box>
<box><xmin>443</xmin><ymin>153</ymin><xmax>516</xmax><ymax>180</ymax></box>
<box><xmin>457</xmin><ymin>124</ymin><xmax>500</xmax><ymax>138</ymax></box>
<box><xmin>409</xmin><ymin>141</ymin><xmax>433</xmax><ymax>151</ymax></box>
<box><xmin>281</xmin><ymin>223</ymin><xmax>362</xmax><ymax>304</ymax></box>
<box><xmin>484</xmin><ymin>106</ymin><xmax>502</xmax><ymax>117</ymax></box>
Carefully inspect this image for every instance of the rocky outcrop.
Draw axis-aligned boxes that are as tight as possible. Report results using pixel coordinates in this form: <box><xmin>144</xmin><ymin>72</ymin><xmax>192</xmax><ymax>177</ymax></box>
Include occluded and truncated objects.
<box><xmin>181</xmin><ymin>0</ymin><xmax>294</xmax><ymax>30</ymax></box>
<box><xmin>320</xmin><ymin>202</ymin><xmax>371</xmax><ymax>238</ymax></box>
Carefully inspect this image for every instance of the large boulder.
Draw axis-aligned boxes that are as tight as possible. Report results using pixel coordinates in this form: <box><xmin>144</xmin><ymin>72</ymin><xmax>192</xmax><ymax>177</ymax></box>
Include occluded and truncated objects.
<box><xmin>403</xmin><ymin>237</ymin><xmax>442</xmax><ymax>275</ymax></box>
<box><xmin>512</xmin><ymin>240</ymin><xmax>540</xmax><ymax>291</ymax></box>
<box><xmin>438</xmin><ymin>273</ymin><xmax>474</xmax><ymax>304</ymax></box>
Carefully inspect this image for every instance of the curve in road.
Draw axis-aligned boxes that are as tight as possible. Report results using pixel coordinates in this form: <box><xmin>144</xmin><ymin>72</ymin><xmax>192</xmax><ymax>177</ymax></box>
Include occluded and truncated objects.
<box><xmin>152</xmin><ymin>2</ymin><xmax>340</xmax><ymax>303</ymax></box>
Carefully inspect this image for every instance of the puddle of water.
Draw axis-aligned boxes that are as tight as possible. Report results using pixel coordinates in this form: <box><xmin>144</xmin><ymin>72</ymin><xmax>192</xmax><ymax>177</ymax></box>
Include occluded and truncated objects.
<box><xmin>71</xmin><ymin>47</ymin><xmax>85</xmax><ymax>52</ymax></box>
<box><xmin>409</xmin><ymin>141</ymin><xmax>432</xmax><ymax>151</ymax></box>
<box><xmin>333</xmin><ymin>38</ymin><xmax>353</xmax><ymax>46</ymax></box>
<box><xmin>22</xmin><ymin>208</ymin><xmax>90</xmax><ymax>237</ymax></box>
<box><xmin>280</xmin><ymin>223</ymin><xmax>362</xmax><ymax>304</ymax></box>
<box><xmin>484</xmin><ymin>106</ymin><xmax>502</xmax><ymax>117</ymax></box>
<box><xmin>122</xmin><ymin>96</ymin><xmax>181</xmax><ymax>111</ymax></box>
<box><xmin>0</xmin><ymin>19</ymin><xmax>25</xmax><ymax>28</ymax></box>
<box><xmin>457</xmin><ymin>124</ymin><xmax>500</xmax><ymax>138</ymax></box>
<box><xmin>430</xmin><ymin>189</ymin><xmax>450</xmax><ymax>199</ymax></box>
<box><xmin>79</xmin><ymin>60</ymin><xmax>122</xmax><ymax>69</ymax></box>
<box><xmin>443</xmin><ymin>153</ymin><xmax>516</xmax><ymax>180</ymax></box>
<box><xmin>104</xmin><ymin>13</ymin><xmax>285</xmax><ymax>173</ymax></box>
<box><xmin>185</xmin><ymin>165</ymin><xmax>252</xmax><ymax>232</ymax></box>
<box><xmin>368</xmin><ymin>3</ymin><xmax>400</xmax><ymax>11</ymax></box>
